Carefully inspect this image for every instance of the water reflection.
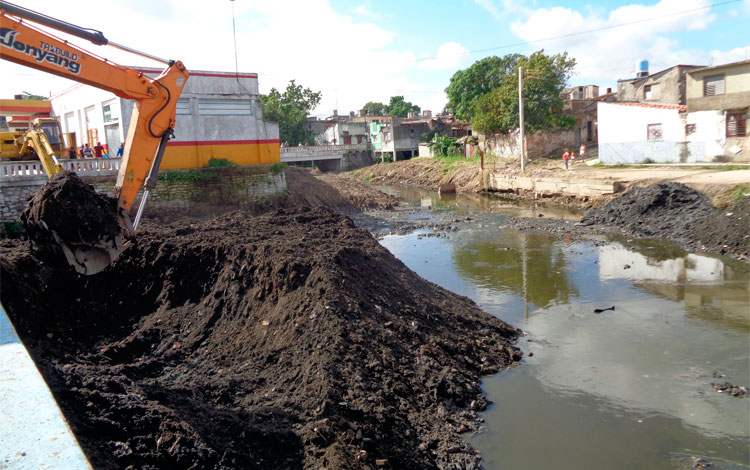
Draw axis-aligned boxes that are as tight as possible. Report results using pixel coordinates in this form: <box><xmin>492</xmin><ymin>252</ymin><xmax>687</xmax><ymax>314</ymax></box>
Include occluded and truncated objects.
<box><xmin>373</xmin><ymin>184</ymin><xmax>583</xmax><ymax>220</ymax></box>
<box><xmin>452</xmin><ymin>229</ymin><xmax>579</xmax><ymax>311</ymax></box>
<box><xmin>375</xmin><ymin>186</ymin><xmax>750</xmax><ymax>469</ymax></box>
<box><xmin>600</xmin><ymin>244</ymin><xmax>750</xmax><ymax>332</ymax></box>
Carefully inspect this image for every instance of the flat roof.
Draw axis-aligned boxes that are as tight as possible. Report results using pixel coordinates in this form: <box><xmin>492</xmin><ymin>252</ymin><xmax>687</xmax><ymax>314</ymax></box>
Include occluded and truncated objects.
<box><xmin>687</xmin><ymin>59</ymin><xmax>750</xmax><ymax>74</ymax></box>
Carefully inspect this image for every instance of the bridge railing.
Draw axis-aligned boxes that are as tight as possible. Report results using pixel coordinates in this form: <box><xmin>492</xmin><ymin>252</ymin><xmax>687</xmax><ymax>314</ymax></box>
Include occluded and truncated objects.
<box><xmin>280</xmin><ymin>144</ymin><xmax>367</xmax><ymax>162</ymax></box>
<box><xmin>0</xmin><ymin>157</ymin><xmax>122</xmax><ymax>181</ymax></box>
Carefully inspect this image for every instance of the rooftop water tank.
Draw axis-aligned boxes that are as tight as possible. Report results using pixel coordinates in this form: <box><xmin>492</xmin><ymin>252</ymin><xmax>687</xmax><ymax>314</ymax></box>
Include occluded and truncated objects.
<box><xmin>636</xmin><ymin>59</ymin><xmax>649</xmax><ymax>78</ymax></box>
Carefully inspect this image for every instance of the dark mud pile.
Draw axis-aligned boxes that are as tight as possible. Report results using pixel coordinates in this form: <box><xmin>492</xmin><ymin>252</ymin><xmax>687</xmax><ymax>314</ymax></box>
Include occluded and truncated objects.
<box><xmin>21</xmin><ymin>171</ymin><xmax>123</xmax><ymax>246</ymax></box>
<box><xmin>687</xmin><ymin>196</ymin><xmax>750</xmax><ymax>259</ymax></box>
<box><xmin>580</xmin><ymin>182</ymin><xmax>717</xmax><ymax>239</ymax></box>
<box><xmin>1</xmin><ymin>207</ymin><xmax>520</xmax><ymax>470</ymax></box>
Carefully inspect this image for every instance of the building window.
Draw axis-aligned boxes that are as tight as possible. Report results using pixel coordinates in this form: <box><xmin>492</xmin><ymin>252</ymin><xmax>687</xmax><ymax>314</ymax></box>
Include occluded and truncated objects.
<box><xmin>410</xmin><ymin>128</ymin><xmax>415</xmax><ymax>138</ymax></box>
<box><xmin>685</xmin><ymin>123</ymin><xmax>697</xmax><ymax>135</ymax></box>
<box><xmin>647</xmin><ymin>123</ymin><xmax>663</xmax><ymax>141</ymax></box>
<box><xmin>644</xmin><ymin>85</ymin><xmax>652</xmax><ymax>100</ymax></box>
<box><xmin>726</xmin><ymin>112</ymin><xmax>747</xmax><ymax>137</ymax></box>
<box><xmin>176</xmin><ymin>99</ymin><xmax>191</xmax><ymax>115</ymax></box>
<box><xmin>102</xmin><ymin>104</ymin><xmax>113</xmax><ymax>123</ymax></box>
<box><xmin>198</xmin><ymin>100</ymin><xmax>252</xmax><ymax>115</ymax></box>
<box><xmin>704</xmin><ymin>75</ymin><xmax>725</xmax><ymax>96</ymax></box>
<box><xmin>102</xmin><ymin>100</ymin><xmax>117</xmax><ymax>123</ymax></box>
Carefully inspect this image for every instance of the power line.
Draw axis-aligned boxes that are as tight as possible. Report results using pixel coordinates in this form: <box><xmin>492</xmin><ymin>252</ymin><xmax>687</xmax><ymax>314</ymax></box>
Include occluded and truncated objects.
<box><xmin>415</xmin><ymin>0</ymin><xmax>742</xmax><ymax>62</ymax></box>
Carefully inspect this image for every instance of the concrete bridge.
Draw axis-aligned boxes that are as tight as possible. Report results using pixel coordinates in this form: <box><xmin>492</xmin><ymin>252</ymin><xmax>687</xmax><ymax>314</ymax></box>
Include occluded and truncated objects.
<box><xmin>281</xmin><ymin>144</ymin><xmax>371</xmax><ymax>170</ymax></box>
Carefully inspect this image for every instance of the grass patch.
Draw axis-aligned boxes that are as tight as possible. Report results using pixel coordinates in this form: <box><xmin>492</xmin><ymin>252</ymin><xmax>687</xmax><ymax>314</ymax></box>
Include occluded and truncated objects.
<box><xmin>205</xmin><ymin>158</ymin><xmax>237</xmax><ymax>168</ymax></box>
<box><xmin>0</xmin><ymin>220</ymin><xmax>25</xmax><ymax>239</ymax></box>
<box><xmin>270</xmin><ymin>162</ymin><xmax>287</xmax><ymax>174</ymax></box>
<box><xmin>730</xmin><ymin>184</ymin><xmax>750</xmax><ymax>203</ymax></box>
<box><xmin>590</xmin><ymin>163</ymin><xmax>648</xmax><ymax>169</ymax></box>
<box><xmin>699</xmin><ymin>165</ymin><xmax>746</xmax><ymax>171</ymax></box>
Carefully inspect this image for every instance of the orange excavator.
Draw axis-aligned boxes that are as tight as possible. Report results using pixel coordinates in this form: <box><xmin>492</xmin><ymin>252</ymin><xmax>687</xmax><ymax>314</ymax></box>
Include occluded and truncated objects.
<box><xmin>0</xmin><ymin>1</ymin><xmax>188</xmax><ymax>274</ymax></box>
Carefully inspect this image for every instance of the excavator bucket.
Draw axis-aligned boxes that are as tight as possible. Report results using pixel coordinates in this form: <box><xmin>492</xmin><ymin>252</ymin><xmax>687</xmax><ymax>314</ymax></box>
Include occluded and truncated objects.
<box><xmin>53</xmin><ymin>213</ymin><xmax>132</xmax><ymax>275</ymax></box>
<box><xmin>21</xmin><ymin>171</ymin><xmax>135</xmax><ymax>275</ymax></box>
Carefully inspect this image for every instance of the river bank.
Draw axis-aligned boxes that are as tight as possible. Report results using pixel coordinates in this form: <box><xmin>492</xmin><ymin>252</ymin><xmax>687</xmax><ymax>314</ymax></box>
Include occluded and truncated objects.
<box><xmin>348</xmin><ymin>159</ymin><xmax>750</xmax><ymax>262</ymax></box>
<box><xmin>351</xmin><ymin>157</ymin><xmax>750</xmax><ymax>210</ymax></box>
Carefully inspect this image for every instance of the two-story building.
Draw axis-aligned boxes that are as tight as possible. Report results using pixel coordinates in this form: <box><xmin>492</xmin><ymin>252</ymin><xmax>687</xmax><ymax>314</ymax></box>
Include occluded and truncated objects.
<box><xmin>617</xmin><ymin>64</ymin><xmax>704</xmax><ymax>105</ymax></box>
<box><xmin>685</xmin><ymin>60</ymin><xmax>749</xmax><ymax>160</ymax></box>
<box><xmin>51</xmin><ymin>68</ymin><xmax>280</xmax><ymax>169</ymax></box>
<box><xmin>598</xmin><ymin>59</ymin><xmax>750</xmax><ymax>163</ymax></box>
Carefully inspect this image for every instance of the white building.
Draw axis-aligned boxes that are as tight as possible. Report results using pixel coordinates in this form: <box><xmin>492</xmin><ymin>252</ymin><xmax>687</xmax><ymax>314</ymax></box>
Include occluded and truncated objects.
<box><xmin>597</xmin><ymin>101</ymin><xmax>742</xmax><ymax>164</ymax></box>
<box><xmin>51</xmin><ymin>68</ymin><xmax>280</xmax><ymax>169</ymax></box>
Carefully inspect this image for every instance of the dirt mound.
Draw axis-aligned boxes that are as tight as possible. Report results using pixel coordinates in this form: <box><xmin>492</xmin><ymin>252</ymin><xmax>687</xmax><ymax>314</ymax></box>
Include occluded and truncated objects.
<box><xmin>313</xmin><ymin>171</ymin><xmax>399</xmax><ymax>210</ymax></box>
<box><xmin>1</xmin><ymin>207</ymin><xmax>520</xmax><ymax>470</ymax></box>
<box><xmin>353</xmin><ymin>159</ymin><xmax>484</xmax><ymax>194</ymax></box>
<box><xmin>283</xmin><ymin>167</ymin><xmax>359</xmax><ymax>214</ymax></box>
<box><xmin>688</xmin><ymin>196</ymin><xmax>750</xmax><ymax>259</ymax></box>
<box><xmin>21</xmin><ymin>171</ymin><xmax>124</xmax><ymax>247</ymax></box>
<box><xmin>580</xmin><ymin>182</ymin><xmax>717</xmax><ymax>239</ymax></box>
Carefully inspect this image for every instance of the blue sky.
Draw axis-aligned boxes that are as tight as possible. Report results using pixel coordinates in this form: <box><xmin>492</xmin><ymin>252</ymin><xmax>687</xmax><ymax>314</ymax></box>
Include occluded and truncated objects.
<box><xmin>1</xmin><ymin>0</ymin><xmax>748</xmax><ymax>117</ymax></box>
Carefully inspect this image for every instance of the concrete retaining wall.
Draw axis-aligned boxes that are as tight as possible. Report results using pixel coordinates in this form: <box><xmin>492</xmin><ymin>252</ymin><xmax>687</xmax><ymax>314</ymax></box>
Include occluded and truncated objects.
<box><xmin>0</xmin><ymin>166</ymin><xmax>287</xmax><ymax>222</ymax></box>
<box><xmin>482</xmin><ymin>171</ymin><xmax>622</xmax><ymax>197</ymax></box>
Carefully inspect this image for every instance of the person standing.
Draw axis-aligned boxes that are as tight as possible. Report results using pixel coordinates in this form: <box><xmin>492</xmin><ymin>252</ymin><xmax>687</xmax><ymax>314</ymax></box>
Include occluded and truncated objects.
<box><xmin>82</xmin><ymin>143</ymin><xmax>94</xmax><ymax>159</ymax></box>
<box><xmin>579</xmin><ymin>144</ymin><xmax>586</xmax><ymax>161</ymax></box>
<box><xmin>94</xmin><ymin>141</ymin><xmax>104</xmax><ymax>159</ymax></box>
<box><xmin>116</xmin><ymin>143</ymin><xmax>124</xmax><ymax>157</ymax></box>
<box><xmin>562</xmin><ymin>149</ymin><xmax>570</xmax><ymax>170</ymax></box>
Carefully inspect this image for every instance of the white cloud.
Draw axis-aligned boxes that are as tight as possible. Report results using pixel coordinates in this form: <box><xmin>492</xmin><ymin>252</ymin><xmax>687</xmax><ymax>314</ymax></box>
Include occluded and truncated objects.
<box><xmin>708</xmin><ymin>46</ymin><xmax>750</xmax><ymax>65</ymax></box>
<box><xmin>418</xmin><ymin>41</ymin><xmax>470</xmax><ymax>70</ymax></box>
<box><xmin>355</xmin><ymin>5</ymin><xmax>367</xmax><ymax>15</ymax></box>
<box><xmin>509</xmin><ymin>0</ymin><xmax>719</xmax><ymax>86</ymax></box>
<box><xmin>474</xmin><ymin>0</ymin><xmax>532</xmax><ymax>18</ymax></box>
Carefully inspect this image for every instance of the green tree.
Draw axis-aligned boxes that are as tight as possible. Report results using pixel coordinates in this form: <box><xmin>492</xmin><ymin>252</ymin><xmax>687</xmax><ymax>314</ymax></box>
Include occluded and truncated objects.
<box><xmin>22</xmin><ymin>91</ymin><xmax>48</xmax><ymax>100</ymax></box>
<box><xmin>445</xmin><ymin>51</ymin><xmax>576</xmax><ymax>135</ymax></box>
<box><xmin>445</xmin><ymin>54</ymin><xmax>521</xmax><ymax>121</ymax></box>
<box><xmin>261</xmin><ymin>80</ymin><xmax>322</xmax><ymax>145</ymax></box>
<box><xmin>363</xmin><ymin>101</ymin><xmax>388</xmax><ymax>116</ymax></box>
<box><xmin>387</xmin><ymin>95</ymin><xmax>420</xmax><ymax>117</ymax></box>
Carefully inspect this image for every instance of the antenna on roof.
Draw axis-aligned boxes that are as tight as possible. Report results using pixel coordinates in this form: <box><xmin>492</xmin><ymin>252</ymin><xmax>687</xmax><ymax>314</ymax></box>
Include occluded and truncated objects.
<box><xmin>230</xmin><ymin>0</ymin><xmax>239</xmax><ymax>78</ymax></box>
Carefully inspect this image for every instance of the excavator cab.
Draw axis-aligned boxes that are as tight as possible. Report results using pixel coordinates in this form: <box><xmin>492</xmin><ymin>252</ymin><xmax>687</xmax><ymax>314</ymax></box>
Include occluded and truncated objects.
<box><xmin>35</xmin><ymin>119</ymin><xmax>65</xmax><ymax>153</ymax></box>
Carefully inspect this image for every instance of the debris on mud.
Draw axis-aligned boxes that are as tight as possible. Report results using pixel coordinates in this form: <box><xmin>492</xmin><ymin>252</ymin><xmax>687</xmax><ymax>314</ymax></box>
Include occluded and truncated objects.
<box><xmin>711</xmin><ymin>382</ymin><xmax>748</xmax><ymax>398</ymax></box>
<box><xmin>20</xmin><ymin>171</ymin><xmax>126</xmax><ymax>253</ymax></box>
<box><xmin>687</xmin><ymin>196</ymin><xmax>750</xmax><ymax>260</ymax></box>
<box><xmin>1</xmin><ymin>206</ymin><xmax>521</xmax><ymax>469</ymax></box>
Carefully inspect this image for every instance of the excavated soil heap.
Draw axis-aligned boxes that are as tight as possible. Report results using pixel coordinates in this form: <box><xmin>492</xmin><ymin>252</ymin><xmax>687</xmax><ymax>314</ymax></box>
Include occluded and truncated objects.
<box><xmin>688</xmin><ymin>196</ymin><xmax>750</xmax><ymax>259</ymax></box>
<box><xmin>580</xmin><ymin>182</ymin><xmax>717</xmax><ymax>239</ymax></box>
<box><xmin>1</xmin><ymin>206</ymin><xmax>521</xmax><ymax>470</ymax></box>
<box><xmin>21</xmin><ymin>171</ymin><xmax>124</xmax><ymax>248</ymax></box>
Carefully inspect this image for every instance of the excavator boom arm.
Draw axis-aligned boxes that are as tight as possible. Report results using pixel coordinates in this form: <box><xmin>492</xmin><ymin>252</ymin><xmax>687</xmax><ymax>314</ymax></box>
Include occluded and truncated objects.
<box><xmin>0</xmin><ymin>2</ymin><xmax>188</xmax><ymax>214</ymax></box>
<box><xmin>0</xmin><ymin>1</ymin><xmax>188</xmax><ymax>273</ymax></box>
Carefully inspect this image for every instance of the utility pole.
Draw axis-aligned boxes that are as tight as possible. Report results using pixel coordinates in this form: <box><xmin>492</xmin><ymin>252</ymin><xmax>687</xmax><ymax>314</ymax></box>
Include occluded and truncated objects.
<box><xmin>518</xmin><ymin>66</ymin><xmax>526</xmax><ymax>172</ymax></box>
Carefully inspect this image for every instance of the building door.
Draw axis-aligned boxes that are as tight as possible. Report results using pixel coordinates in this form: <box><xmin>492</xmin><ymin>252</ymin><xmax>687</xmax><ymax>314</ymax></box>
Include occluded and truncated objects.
<box><xmin>575</xmin><ymin>128</ymin><xmax>581</xmax><ymax>147</ymax></box>
<box><xmin>84</xmin><ymin>105</ymin><xmax>96</xmax><ymax>146</ymax></box>
<box><xmin>587</xmin><ymin>121</ymin><xmax>593</xmax><ymax>141</ymax></box>
<box><xmin>343</xmin><ymin>136</ymin><xmax>352</xmax><ymax>145</ymax></box>
<box><xmin>104</xmin><ymin>124</ymin><xmax>121</xmax><ymax>156</ymax></box>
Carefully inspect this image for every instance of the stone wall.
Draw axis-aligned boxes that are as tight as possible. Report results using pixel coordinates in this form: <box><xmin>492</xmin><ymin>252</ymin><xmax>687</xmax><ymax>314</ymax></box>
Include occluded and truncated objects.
<box><xmin>0</xmin><ymin>165</ymin><xmax>287</xmax><ymax>222</ymax></box>
<box><xmin>482</xmin><ymin>128</ymin><xmax>576</xmax><ymax>159</ymax></box>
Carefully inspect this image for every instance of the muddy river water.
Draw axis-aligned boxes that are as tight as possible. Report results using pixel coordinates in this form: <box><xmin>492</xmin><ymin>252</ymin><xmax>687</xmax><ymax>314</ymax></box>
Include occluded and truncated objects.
<box><xmin>373</xmin><ymin>185</ymin><xmax>750</xmax><ymax>470</ymax></box>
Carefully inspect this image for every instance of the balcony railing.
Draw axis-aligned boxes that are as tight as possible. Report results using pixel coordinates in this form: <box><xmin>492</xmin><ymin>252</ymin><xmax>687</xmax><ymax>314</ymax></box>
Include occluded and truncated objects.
<box><xmin>0</xmin><ymin>157</ymin><xmax>122</xmax><ymax>180</ymax></box>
